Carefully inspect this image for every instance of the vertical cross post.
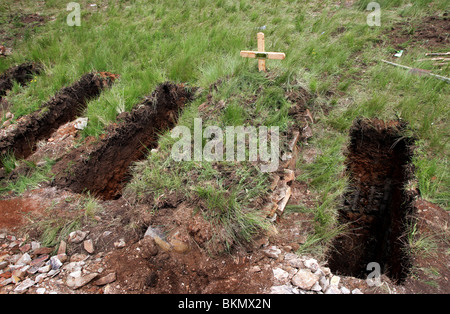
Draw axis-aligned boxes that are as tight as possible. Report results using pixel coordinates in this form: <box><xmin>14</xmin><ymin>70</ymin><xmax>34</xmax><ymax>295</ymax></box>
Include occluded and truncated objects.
<box><xmin>257</xmin><ymin>32</ymin><xmax>265</xmax><ymax>72</ymax></box>
<box><xmin>240</xmin><ymin>33</ymin><xmax>285</xmax><ymax>71</ymax></box>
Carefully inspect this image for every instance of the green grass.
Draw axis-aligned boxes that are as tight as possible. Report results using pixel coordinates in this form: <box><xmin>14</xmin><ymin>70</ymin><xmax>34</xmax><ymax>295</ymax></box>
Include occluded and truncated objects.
<box><xmin>0</xmin><ymin>0</ymin><xmax>448</xmax><ymax>254</ymax></box>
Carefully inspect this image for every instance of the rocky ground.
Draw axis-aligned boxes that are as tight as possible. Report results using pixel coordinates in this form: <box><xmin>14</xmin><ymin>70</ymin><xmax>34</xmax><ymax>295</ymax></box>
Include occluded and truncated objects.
<box><xmin>0</xmin><ymin>229</ymin><xmax>366</xmax><ymax>294</ymax></box>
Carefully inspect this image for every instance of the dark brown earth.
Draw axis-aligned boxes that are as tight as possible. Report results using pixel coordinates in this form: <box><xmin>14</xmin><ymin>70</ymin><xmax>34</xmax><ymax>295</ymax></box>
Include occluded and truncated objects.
<box><xmin>0</xmin><ymin>72</ymin><xmax>117</xmax><ymax>166</ymax></box>
<box><xmin>0</xmin><ymin>62</ymin><xmax>41</xmax><ymax>99</ymax></box>
<box><xmin>388</xmin><ymin>15</ymin><xmax>450</xmax><ymax>49</ymax></box>
<box><xmin>328</xmin><ymin>119</ymin><xmax>417</xmax><ymax>284</ymax></box>
<box><xmin>51</xmin><ymin>82</ymin><xmax>194</xmax><ymax>200</ymax></box>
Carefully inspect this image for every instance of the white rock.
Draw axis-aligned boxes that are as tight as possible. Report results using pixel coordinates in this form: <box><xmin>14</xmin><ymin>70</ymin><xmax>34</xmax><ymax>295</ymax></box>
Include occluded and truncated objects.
<box><xmin>114</xmin><ymin>238</ymin><xmax>126</xmax><ymax>248</ymax></box>
<box><xmin>319</xmin><ymin>276</ymin><xmax>329</xmax><ymax>291</ymax></box>
<box><xmin>16</xmin><ymin>253</ymin><xmax>31</xmax><ymax>266</ymax></box>
<box><xmin>68</xmin><ymin>230</ymin><xmax>87</xmax><ymax>243</ymax></box>
<box><xmin>270</xmin><ymin>285</ymin><xmax>296</xmax><ymax>294</ymax></box>
<box><xmin>352</xmin><ymin>288</ymin><xmax>364</xmax><ymax>294</ymax></box>
<box><xmin>14</xmin><ymin>278</ymin><xmax>35</xmax><ymax>293</ymax></box>
<box><xmin>74</xmin><ymin>117</ymin><xmax>88</xmax><ymax>130</ymax></box>
<box><xmin>341</xmin><ymin>286</ymin><xmax>351</xmax><ymax>294</ymax></box>
<box><xmin>66</xmin><ymin>273</ymin><xmax>98</xmax><ymax>290</ymax></box>
<box><xmin>325</xmin><ymin>286</ymin><xmax>342</xmax><ymax>294</ymax></box>
<box><xmin>291</xmin><ymin>269</ymin><xmax>319</xmax><ymax>290</ymax></box>
<box><xmin>273</xmin><ymin>267</ymin><xmax>290</xmax><ymax>285</ymax></box>
<box><xmin>69</xmin><ymin>270</ymin><xmax>82</xmax><ymax>278</ymax></box>
<box><xmin>311</xmin><ymin>282</ymin><xmax>322</xmax><ymax>292</ymax></box>
<box><xmin>36</xmin><ymin>288</ymin><xmax>46</xmax><ymax>294</ymax></box>
<box><xmin>304</xmin><ymin>258</ymin><xmax>319</xmax><ymax>272</ymax></box>
<box><xmin>262</xmin><ymin>246</ymin><xmax>282</xmax><ymax>259</ymax></box>
<box><xmin>49</xmin><ymin>256</ymin><xmax>63</xmax><ymax>270</ymax></box>
<box><xmin>284</xmin><ymin>253</ymin><xmax>303</xmax><ymax>268</ymax></box>
<box><xmin>330</xmin><ymin>275</ymin><xmax>340</xmax><ymax>287</ymax></box>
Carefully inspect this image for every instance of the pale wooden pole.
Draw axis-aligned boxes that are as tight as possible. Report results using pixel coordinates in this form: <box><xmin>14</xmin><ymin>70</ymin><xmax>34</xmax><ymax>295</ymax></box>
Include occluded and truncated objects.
<box><xmin>257</xmin><ymin>32</ymin><xmax>266</xmax><ymax>72</ymax></box>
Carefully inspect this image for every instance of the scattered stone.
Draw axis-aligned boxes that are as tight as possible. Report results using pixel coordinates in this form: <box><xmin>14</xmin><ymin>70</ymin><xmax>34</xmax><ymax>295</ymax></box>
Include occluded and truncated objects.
<box><xmin>38</xmin><ymin>265</ymin><xmax>51</xmax><ymax>273</ymax></box>
<box><xmin>273</xmin><ymin>267</ymin><xmax>290</xmax><ymax>285</ymax></box>
<box><xmin>93</xmin><ymin>272</ymin><xmax>116</xmax><ymax>286</ymax></box>
<box><xmin>16</xmin><ymin>253</ymin><xmax>31</xmax><ymax>266</ymax></box>
<box><xmin>30</xmin><ymin>254</ymin><xmax>49</xmax><ymax>268</ymax></box>
<box><xmin>284</xmin><ymin>253</ymin><xmax>303</xmax><ymax>268</ymax></box>
<box><xmin>311</xmin><ymin>282</ymin><xmax>322</xmax><ymax>292</ymax></box>
<box><xmin>66</xmin><ymin>272</ymin><xmax>98</xmax><ymax>290</ymax></box>
<box><xmin>114</xmin><ymin>238</ymin><xmax>126</xmax><ymax>248</ymax></box>
<box><xmin>291</xmin><ymin>269</ymin><xmax>319</xmax><ymax>290</ymax></box>
<box><xmin>70</xmin><ymin>253</ymin><xmax>88</xmax><ymax>263</ymax></box>
<box><xmin>68</xmin><ymin>230</ymin><xmax>87</xmax><ymax>244</ymax></box>
<box><xmin>19</xmin><ymin>244</ymin><xmax>31</xmax><ymax>253</ymax></box>
<box><xmin>330</xmin><ymin>275</ymin><xmax>340</xmax><ymax>287</ymax></box>
<box><xmin>341</xmin><ymin>286</ymin><xmax>351</xmax><ymax>294</ymax></box>
<box><xmin>14</xmin><ymin>278</ymin><xmax>35</xmax><ymax>293</ymax></box>
<box><xmin>57</xmin><ymin>241</ymin><xmax>67</xmax><ymax>255</ymax></box>
<box><xmin>352</xmin><ymin>288</ymin><xmax>363</xmax><ymax>294</ymax></box>
<box><xmin>56</xmin><ymin>253</ymin><xmax>68</xmax><ymax>263</ymax></box>
<box><xmin>33</xmin><ymin>247</ymin><xmax>53</xmax><ymax>255</ymax></box>
<box><xmin>0</xmin><ymin>261</ymin><xmax>7</xmax><ymax>270</ymax></box>
<box><xmin>270</xmin><ymin>285</ymin><xmax>296</xmax><ymax>294</ymax></box>
<box><xmin>262</xmin><ymin>246</ymin><xmax>282</xmax><ymax>259</ymax></box>
<box><xmin>249</xmin><ymin>266</ymin><xmax>261</xmax><ymax>273</ymax></box>
<box><xmin>84</xmin><ymin>239</ymin><xmax>95</xmax><ymax>254</ymax></box>
<box><xmin>49</xmin><ymin>256</ymin><xmax>63</xmax><ymax>270</ymax></box>
<box><xmin>31</xmin><ymin>242</ymin><xmax>40</xmax><ymax>251</ymax></box>
<box><xmin>304</xmin><ymin>258</ymin><xmax>320</xmax><ymax>272</ymax></box>
<box><xmin>325</xmin><ymin>286</ymin><xmax>341</xmax><ymax>294</ymax></box>
<box><xmin>319</xmin><ymin>276</ymin><xmax>329</xmax><ymax>291</ymax></box>
<box><xmin>36</xmin><ymin>287</ymin><xmax>46</xmax><ymax>294</ymax></box>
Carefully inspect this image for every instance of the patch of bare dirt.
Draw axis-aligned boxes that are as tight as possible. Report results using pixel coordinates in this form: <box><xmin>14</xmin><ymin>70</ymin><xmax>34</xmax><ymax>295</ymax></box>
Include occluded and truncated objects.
<box><xmin>388</xmin><ymin>15</ymin><xmax>450</xmax><ymax>49</ymax></box>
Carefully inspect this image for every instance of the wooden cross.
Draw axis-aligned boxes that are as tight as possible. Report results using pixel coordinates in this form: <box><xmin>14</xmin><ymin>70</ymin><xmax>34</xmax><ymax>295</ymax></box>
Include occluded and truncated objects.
<box><xmin>240</xmin><ymin>32</ymin><xmax>286</xmax><ymax>72</ymax></box>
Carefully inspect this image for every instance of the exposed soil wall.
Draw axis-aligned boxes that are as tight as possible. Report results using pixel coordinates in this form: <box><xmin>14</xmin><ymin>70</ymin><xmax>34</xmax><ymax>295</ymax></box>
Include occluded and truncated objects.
<box><xmin>0</xmin><ymin>62</ymin><xmax>42</xmax><ymax>98</ymax></box>
<box><xmin>328</xmin><ymin>119</ymin><xmax>416</xmax><ymax>283</ymax></box>
<box><xmin>0</xmin><ymin>72</ymin><xmax>116</xmax><ymax>165</ymax></box>
<box><xmin>52</xmin><ymin>82</ymin><xmax>194</xmax><ymax>200</ymax></box>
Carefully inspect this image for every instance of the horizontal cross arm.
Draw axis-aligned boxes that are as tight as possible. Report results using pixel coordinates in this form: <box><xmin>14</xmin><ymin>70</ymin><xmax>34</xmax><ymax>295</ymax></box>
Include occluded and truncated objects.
<box><xmin>240</xmin><ymin>51</ymin><xmax>286</xmax><ymax>60</ymax></box>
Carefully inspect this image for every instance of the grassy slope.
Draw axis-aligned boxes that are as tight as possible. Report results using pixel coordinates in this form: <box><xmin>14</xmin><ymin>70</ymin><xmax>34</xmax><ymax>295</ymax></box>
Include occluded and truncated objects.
<box><xmin>0</xmin><ymin>0</ymin><xmax>448</xmax><ymax>250</ymax></box>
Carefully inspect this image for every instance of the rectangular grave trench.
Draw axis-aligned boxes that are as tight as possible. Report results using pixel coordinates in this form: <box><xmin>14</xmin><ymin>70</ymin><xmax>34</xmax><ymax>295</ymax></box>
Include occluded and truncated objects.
<box><xmin>52</xmin><ymin>82</ymin><xmax>194</xmax><ymax>200</ymax></box>
<box><xmin>327</xmin><ymin>119</ymin><xmax>416</xmax><ymax>284</ymax></box>
<box><xmin>0</xmin><ymin>72</ymin><xmax>117</xmax><ymax>165</ymax></box>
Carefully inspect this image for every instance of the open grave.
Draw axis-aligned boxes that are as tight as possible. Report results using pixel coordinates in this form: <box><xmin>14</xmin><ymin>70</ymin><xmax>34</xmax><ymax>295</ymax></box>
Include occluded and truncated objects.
<box><xmin>52</xmin><ymin>82</ymin><xmax>194</xmax><ymax>200</ymax></box>
<box><xmin>0</xmin><ymin>72</ymin><xmax>117</xmax><ymax>166</ymax></box>
<box><xmin>0</xmin><ymin>62</ymin><xmax>42</xmax><ymax>98</ymax></box>
<box><xmin>327</xmin><ymin>119</ymin><xmax>416</xmax><ymax>284</ymax></box>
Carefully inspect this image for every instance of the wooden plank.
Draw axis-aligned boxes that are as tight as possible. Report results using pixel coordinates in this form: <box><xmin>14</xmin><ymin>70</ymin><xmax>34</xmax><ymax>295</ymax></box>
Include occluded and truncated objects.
<box><xmin>240</xmin><ymin>51</ymin><xmax>286</xmax><ymax>60</ymax></box>
<box><xmin>257</xmin><ymin>32</ymin><xmax>265</xmax><ymax>72</ymax></box>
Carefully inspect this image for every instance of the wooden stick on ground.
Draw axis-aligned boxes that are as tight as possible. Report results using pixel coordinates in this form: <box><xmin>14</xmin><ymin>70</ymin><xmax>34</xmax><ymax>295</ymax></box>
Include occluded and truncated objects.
<box><xmin>381</xmin><ymin>59</ymin><xmax>450</xmax><ymax>83</ymax></box>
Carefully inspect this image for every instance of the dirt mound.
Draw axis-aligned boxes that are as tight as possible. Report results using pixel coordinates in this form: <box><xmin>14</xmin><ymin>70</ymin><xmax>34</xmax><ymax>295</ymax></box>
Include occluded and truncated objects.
<box><xmin>103</xmin><ymin>236</ymin><xmax>272</xmax><ymax>294</ymax></box>
<box><xmin>389</xmin><ymin>15</ymin><xmax>450</xmax><ymax>49</ymax></box>
<box><xmin>0</xmin><ymin>62</ymin><xmax>41</xmax><ymax>98</ymax></box>
<box><xmin>52</xmin><ymin>82</ymin><xmax>194</xmax><ymax>200</ymax></box>
<box><xmin>327</xmin><ymin>118</ymin><xmax>417</xmax><ymax>284</ymax></box>
<box><xmin>0</xmin><ymin>72</ymin><xmax>116</xmax><ymax>165</ymax></box>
